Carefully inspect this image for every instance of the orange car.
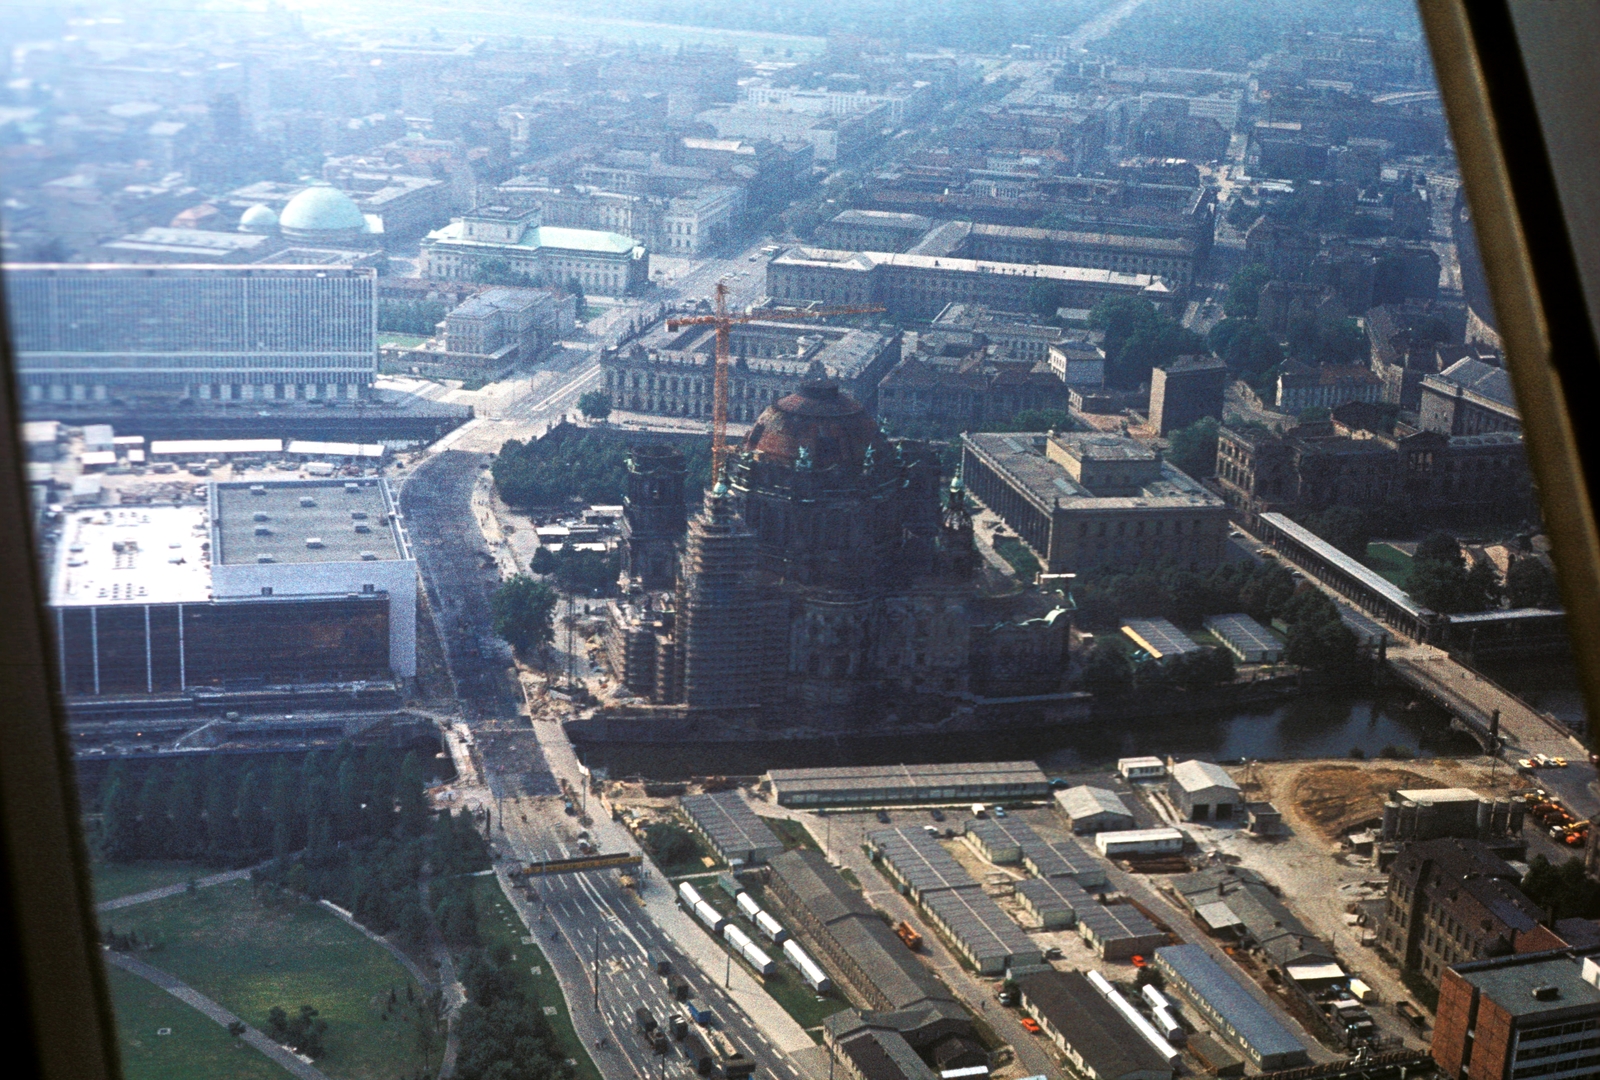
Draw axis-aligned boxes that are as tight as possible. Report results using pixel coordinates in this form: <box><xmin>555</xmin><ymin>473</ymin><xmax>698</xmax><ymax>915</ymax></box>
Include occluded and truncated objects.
<box><xmin>1020</xmin><ymin>1018</ymin><xmax>1042</xmax><ymax>1034</ymax></box>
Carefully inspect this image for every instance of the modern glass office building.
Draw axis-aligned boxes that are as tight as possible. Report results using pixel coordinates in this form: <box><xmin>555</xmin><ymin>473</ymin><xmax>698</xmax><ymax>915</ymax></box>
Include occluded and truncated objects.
<box><xmin>3</xmin><ymin>264</ymin><xmax>377</xmax><ymax>405</ymax></box>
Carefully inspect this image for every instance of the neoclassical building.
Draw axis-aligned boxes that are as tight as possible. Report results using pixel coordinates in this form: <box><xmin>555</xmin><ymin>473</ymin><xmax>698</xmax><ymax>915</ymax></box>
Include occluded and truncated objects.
<box><xmin>419</xmin><ymin>205</ymin><xmax>648</xmax><ymax>296</ymax></box>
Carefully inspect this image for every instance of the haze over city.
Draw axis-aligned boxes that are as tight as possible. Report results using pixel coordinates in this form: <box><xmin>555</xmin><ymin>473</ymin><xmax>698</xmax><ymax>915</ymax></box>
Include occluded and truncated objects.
<box><xmin>1</xmin><ymin>3</ymin><xmax>1594</xmax><ymax>1080</ymax></box>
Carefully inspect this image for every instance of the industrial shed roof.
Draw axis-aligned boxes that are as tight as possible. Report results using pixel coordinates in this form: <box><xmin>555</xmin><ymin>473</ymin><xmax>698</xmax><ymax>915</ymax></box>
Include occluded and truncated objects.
<box><xmin>1022</xmin><ymin>836</ymin><xmax>1105</xmax><ymax>886</ymax></box>
<box><xmin>770</xmin><ymin>848</ymin><xmax>876</xmax><ymax>926</ymax></box>
<box><xmin>1154</xmin><ymin>944</ymin><xmax>1308</xmax><ymax>1065</ymax></box>
<box><xmin>870</xmin><ymin>828</ymin><xmax>974</xmax><ymax>896</ymax></box>
<box><xmin>921</xmin><ymin>885</ymin><xmax>1041</xmax><ymax>969</ymax></box>
<box><xmin>1055</xmin><ymin>785</ymin><xmax>1135</xmax><ymax>822</ymax></box>
<box><xmin>1169</xmin><ymin>759</ymin><xmax>1240</xmax><ymax>795</ymax></box>
<box><xmin>1017</xmin><ymin>971</ymin><xmax>1173</xmax><ymax>1080</ymax></box>
<box><xmin>840</xmin><ymin>1030</ymin><xmax>940</xmax><ymax>1080</ymax></box>
<box><xmin>1121</xmin><ymin>617</ymin><xmax>1202</xmax><ymax>658</ymax></box>
<box><xmin>1075</xmin><ymin>900</ymin><xmax>1161</xmax><ymax>945</ymax></box>
<box><xmin>1202</xmin><ymin>612</ymin><xmax>1282</xmax><ymax>661</ymax></box>
<box><xmin>680</xmin><ymin>791</ymin><xmax>784</xmax><ymax>864</ymax></box>
<box><xmin>831</xmin><ymin>917</ymin><xmax>955</xmax><ymax>1009</ymax></box>
<box><xmin>1016</xmin><ymin>876</ymin><xmax>1093</xmax><ymax>922</ymax></box>
<box><xmin>768</xmin><ymin>761</ymin><xmax>1050</xmax><ymax>804</ymax></box>
<box><xmin>1170</xmin><ymin>868</ymin><xmax>1336</xmax><ymax>970</ymax></box>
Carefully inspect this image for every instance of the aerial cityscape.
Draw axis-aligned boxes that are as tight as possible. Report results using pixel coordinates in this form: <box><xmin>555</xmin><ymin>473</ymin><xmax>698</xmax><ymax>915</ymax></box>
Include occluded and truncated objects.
<box><xmin>3</xmin><ymin>3</ymin><xmax>1596</xmax><ymax>1080</ymax></box>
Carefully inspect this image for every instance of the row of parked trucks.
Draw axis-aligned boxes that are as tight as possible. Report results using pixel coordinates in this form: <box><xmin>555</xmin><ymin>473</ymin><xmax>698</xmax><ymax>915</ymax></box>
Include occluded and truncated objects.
<box><xmin>635</xmin><ymin>959</ymin><xmax>755</xmax><ymax>1078</ymax></box>
<box><xmin>678</xmin><ymin>879</ymin><xmax>833</xmax><ymax>993</ymax></box>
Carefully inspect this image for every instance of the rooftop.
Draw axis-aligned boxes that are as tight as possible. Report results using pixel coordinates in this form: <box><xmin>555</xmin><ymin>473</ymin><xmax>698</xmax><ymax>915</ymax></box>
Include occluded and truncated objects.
<box><xmin>1171</xmin><ymin>759</ymin><xmax>1240</xmax><ymax>794</ymax></box>
<box><xmin>1260</xmin><ymin>512</ymin><xmax>1428</xmax><ymax>619</ymax></box>
<box><xmin>962</xmin><ymin>432</ymin><xmax>1224</xmax><ymax>513</ymax></box>
<box><xmin>51</xmin><ymin>505</ymin><xmax>212</xmax><ymax>607</ymax></box>
<box><xmin>680</xmin><ymin>791</ymin><xmax>784</xmax><ymax>863</ymax></box>
<box><xmin>1122</xmin><ymin>617</ymin><xmax>1203</xmax><ymax>659</ymax></box>
<box><xmin>773</xmin><ymin>247</ymin><xmax>1172</xmax><ymax>292</ymax></box>
<box><xmin>425</xmin><ymin>221</ymin><xmax>641</xmax><ymax>255</ymax></box>
<box><xmin>1155</xmin><ymin>944</ymin><xmax>1308</xmax><ymax>1060</ymax></box>
<box><xmin>211</xmin><ymin>480</ymin><xmax>403</xmax><ymax>566</ymax></box>
<box><xmin>1017</xmin><ymin>971</ymin><xmax>1174</xmax><ymax>1079</ymax></box>
<box><xmin>1455</xmin><ymin>952</ymin><xmax>1600</xmax><ymax>1020</ymax></box>
<box><xmin>1056</xmin><ymin>786</ymin><xmax>1135</xmax><ymax>821</ymax></box>
<box><xmin>1424</xmin><ymin>357</ymin><xmax>1518</xmax><ymax>414</ymax></box>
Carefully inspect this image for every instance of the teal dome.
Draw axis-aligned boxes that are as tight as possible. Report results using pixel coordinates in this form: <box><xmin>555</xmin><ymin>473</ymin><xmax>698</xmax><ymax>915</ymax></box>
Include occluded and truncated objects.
<box><xmin>279</xmin><ymin>185</ymin><xmax>367</xmax><ymax>241</ymax></box>
<box><xmin>237</xmin><ymin>203</ymin><xmax>279</xmax><ymax>234</ymax></box>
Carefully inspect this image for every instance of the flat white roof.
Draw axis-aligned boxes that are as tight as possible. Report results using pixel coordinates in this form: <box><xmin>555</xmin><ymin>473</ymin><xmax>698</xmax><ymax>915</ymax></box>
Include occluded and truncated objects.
<box><xmin>1118</xmin><ymin>756</ymin><xmax>1165</xmax><ymax>770</ymax></box>
<box><xmin>1395</xmin><ymin>787</ymin><xmax>1482</xmax><ymax>804</ymax></box>
<box><xmin>1097</xmin><ymin>827</ymin><xmax>1185</xmax><ymax>845</ymax></box>
<box><xmin>80</xmin><ymin>451</ymin><xmax>117</xmax><ymax>466</ymax></box>
<box><xmin>286</xmin><ymin>440</ymin><xmax>386</xmax><ymax>458</ymax></box>
<box><xmin>51</xmin><ymin>505</ymin><xmax>212</xmax><ymax>607</ymax></box>
<box><xmin>150</xmin><ymin>439</ymin><xmax>283</xmax><ymax>455</ymax></box>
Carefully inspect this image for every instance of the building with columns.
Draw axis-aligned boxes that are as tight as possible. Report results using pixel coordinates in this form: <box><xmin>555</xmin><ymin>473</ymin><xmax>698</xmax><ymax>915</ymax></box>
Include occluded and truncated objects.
<box><xmin>3</xmin><ymin>264</ymin><xmax>377</xmax><ymax>406</ymax></box>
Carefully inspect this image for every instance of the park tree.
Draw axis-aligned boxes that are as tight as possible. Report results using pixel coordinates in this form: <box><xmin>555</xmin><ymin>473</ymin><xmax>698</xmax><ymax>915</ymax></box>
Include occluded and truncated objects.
<box><xmin>491</xmin><ymin>575</ymin><xmax>558</xmax><ymax>657</ymax></box>
<box><xmin>99</xmin><ymin>768</ymin><xmax>139</xmax><ymax>862</ymax></box>
<box><xmin>1505</xmin><ymin>556</ymin><xmax>1560</xmax><ymax>608</ymax></box>
<box><xmin>643</xmin><ymin>822</ymin><xmax>699</xmax><ymax>867</ymax></box>
<box><xmin>397</xmin><ymin>751</ymin><xmax>430</xmax><ymax>837</ymax></box>
<box><xmin>577</xmin><ymin>390</ymin><xmax>612</xmax><ymax>421</ymax></box>
<box><xmin>1207</xmin><ymin>317</ymin><xmax>1285</xmax><ymax>385</ymax></box>
<box><xmin>1224</xmin><ymin>264</ymin><xmax>1271</xmax><ymax>319</ymax></box>
<box><xmin>1027</xmin><ymin>279</ymin><xmax>1063</xmax><ymax>320</ymax></box>
<box><xmin>1521</xmin><ymin>856</ymin><xmax>1600</xmax><ymax>920</ymax></box>
<box><xmin>1167</xmin><ymin>416</ymin><xmax>1220</xmax><ymax>479</ymax></box>
<box><xmin>1087</xmin><ymin>297</ymin><xmax>1204</xmax><ymax>389</ymax></box>
<box><xmin>1301</xmin><ymin>506</ymin><xmax>1370</xmax><ymax>560</ymax></box>
<box><xmin>1081</xmin><ymin>642</ymin><xmax>1134</xmax><ymax>694</ymax></box>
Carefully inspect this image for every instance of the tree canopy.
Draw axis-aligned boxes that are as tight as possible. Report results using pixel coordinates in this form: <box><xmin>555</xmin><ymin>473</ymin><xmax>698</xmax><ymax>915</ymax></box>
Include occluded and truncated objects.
<box><xmin>1405</xmin><ymin>533</ymin><xmax>1502</xmax><ymax>614</ymax></box>
<box><xmin>1167</xmin><ymin>416</ymin><xmax>1219</xmax><ymax>479</ymax></box>
<box><xmin>1505</xmin><ymin>556</ymin><xmax>1560</xmax><ymax>609</ymax></box>
<box><xmin>491</xmin><ymin>575</ymin><xmax>558</xmax><ymax>656</ymax></box>
<box><xmin>1224</xmin><ymin>264</ymin><xmax>1271</xmax><ymax>319</ymax></box>
<box><xmin>1087</xmin><ymin>297</ymin><xmax>1205</xmax><ymax>390</ymax></box>
<box><xmin>577</xmin><ymin>390</ymin><xmax>612</xmax><ymax>421</ymax></box>
<box><xmin>1300</xmin><ymin>506</ymin><xmax>1370</xmax><ymax>560</ymax></box>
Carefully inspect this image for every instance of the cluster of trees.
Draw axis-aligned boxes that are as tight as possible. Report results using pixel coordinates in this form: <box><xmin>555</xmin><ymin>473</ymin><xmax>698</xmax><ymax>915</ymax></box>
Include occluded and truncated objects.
<box><xmin>577</xmin><ymin>390</ymin><xmax>612</xmax><ymax>420</ymax></box>
<box><xmin>98</xmin><ymin>744</ymin><xmax>427</xmax><ymax>868</ymax></box>
<box><xmin>531</xmin><ymin>546</ymin><xmax>622</xmax><ymax>596</ymax></box>
<box><xmin>491</xmin><ymin>574</ymin><xmax>559</xmax><ymax>657</ymax></box>
<box><xmin>982</xmin><ymin>408</ymin><xmax>1073</xmax><ymax>433</ymax></box>
<box><xmin>1167</xmin><ymin>416</ymin><xmax>1219</xmax><ymax>478</ymax></box>
<box><xmin>1506</xmin><ymin>555</ymin><xmax>1560</xmax><ymax>608</ymax></box>
<box><xmin>1299</xmin><ymin>506</ymin><xmax>1372</xmax><ymax>559</ymax></box>
<box><xmin>379</xmin><ymin>300</ymin><xmax>449</xmax><ymax>337</ymax></box>
<box><xmin>1081</xmin><ymin>643</ymin><xmax>1236</xmax><ymax>695</ymax></box>
<box><xmin>266</xmin><ymin>1005</ymin><xmax>328</xmax><ymax>1059</ymax></box>
<box><xmin>455</xmin><ymin>944</ymin><xmax>575</xmax><ymax>1080</ymax></box>
<box><xmin>1072</xmin><ymin>559</ymin><xmax>1363</xmax><ymax>677</ymax></box>
<box><xmin>642</xmin><ymin>821</ymin><xmax>700</xmax><ymax>869</ymax></box>
<box><xmin>1405</xmin><ymin>532</ymin><xmax>1502</xmax><ymax>614</ymax></box>
<box><xmin>493</xmin><ymin>432</ymin><xmax>711</xmax><ymax>509</ymax></box>
<box><xmin>1211</xmin><ymin>263</ymin><xmax>1367</xmax><ymax>400</ymax></box>
<box><xmin>1087</xmin><ymin>297</ymin><xmax>1206</xmax><ymax>390</ymax></box>
<box><xmin>1521</xmin><ymin>855</ymin><xmax>1600</xmax><ymax>921</ymax></box>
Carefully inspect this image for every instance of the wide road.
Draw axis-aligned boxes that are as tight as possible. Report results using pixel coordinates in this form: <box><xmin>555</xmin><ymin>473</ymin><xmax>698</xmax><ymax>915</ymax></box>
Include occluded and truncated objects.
<box><xmin>494</xmin><ymin>800</ymin><xmax>812</xmax><ymax>1080</ymax></box>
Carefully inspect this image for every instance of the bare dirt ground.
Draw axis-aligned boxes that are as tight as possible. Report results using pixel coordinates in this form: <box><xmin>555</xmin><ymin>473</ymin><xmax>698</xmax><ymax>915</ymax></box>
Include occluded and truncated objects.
<box><xmin>1251</xmin><ymin>758</ymin><xmax>1532</xmax><ymax>846</ymax></box>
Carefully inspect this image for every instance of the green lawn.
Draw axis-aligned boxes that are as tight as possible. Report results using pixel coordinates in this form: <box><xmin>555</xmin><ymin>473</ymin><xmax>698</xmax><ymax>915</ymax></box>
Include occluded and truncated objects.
<box><xmin>467</xmin><ymin>878</ymin><xmax>602</xmax><ymax>1080</ymax></box>
<box><xmin>1365</xmin><ymin>542</ymin><xmax>1414</xmax><ymax>587</ymax></box>
<box><xmin>760</xmin><ymin>817</ymin><xmax>820</xmax><ymax>853</ymax></box>
<box><xmin>644</xmin><ymin>817</ymin><xmax>723</xmax><ymax>878</ymax></box>
<box><xmin>92</xmin><ymin>861</ymin><xmax>207</xmax><ymax>904</ymax></box>
<box><xmin>101</xmin><ymin>882</ymin><xmax>426</xmax><ymax>1080</ymax></box>
<box><xmin>377</xmin><ymin>333</ymin><xmax>429</xmax><ymax>348</ymax></box>
<box><xmin>992</xmin><ymin>536</ymin><xmax>1041</xmax><ymax>581</ymax></box>
<box><xmin>107</xmin><ymin>964</ymin><xmax>293</xmax><ymax>1080</ymax></box>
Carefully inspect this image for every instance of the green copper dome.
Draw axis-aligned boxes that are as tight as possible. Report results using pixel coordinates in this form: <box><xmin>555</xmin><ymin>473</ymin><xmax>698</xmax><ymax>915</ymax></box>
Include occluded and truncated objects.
<box><xmin>279</xmin><ymin>185</ymin><xmax>367</xmax><ymax>239</ymax></box>
<box><xmin>237</xmin><ymin>203</ymin><xmax>279</xmax><ymax>234</ymax></box>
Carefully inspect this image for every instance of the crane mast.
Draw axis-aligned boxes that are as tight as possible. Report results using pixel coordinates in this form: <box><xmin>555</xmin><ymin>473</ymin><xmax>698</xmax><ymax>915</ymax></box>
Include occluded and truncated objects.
<box><xmin>665</xmin><ymin>281</ymin><xmax>883</xmax><ymax>480</ymax></box>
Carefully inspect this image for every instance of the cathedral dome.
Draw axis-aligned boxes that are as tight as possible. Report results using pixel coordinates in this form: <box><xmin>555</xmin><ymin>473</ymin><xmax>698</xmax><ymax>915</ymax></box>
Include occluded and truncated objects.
<box><xmin>237</xmin><ymin>203</ymin><xmax>279</xmax><ymax>234</ymax></box>
<box><xmin>743</xmin><ymin>381</ymin><xmax>886</xmax><ymax>471</ymax></box>
<box><xmin>279</xmin><ymin>184</ymin><xmax>367</xmax><ymax>242</ymax></box>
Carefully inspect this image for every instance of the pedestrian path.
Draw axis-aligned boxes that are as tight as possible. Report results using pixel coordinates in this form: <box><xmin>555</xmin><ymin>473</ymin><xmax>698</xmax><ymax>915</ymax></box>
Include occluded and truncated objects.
<box><xmin>103</xmin><ymin>948</ymin><xmax>333</xmax><ymax>1080</ymax></box>
<box><xmin>316</xmin><ymin>900</ymin><xmax>436</xmax><ymax>994</ymax></box>
<box><xmin>96</xmin><ymin>865</ymin><xmax>257</xmax><ymax>912</ymax></box>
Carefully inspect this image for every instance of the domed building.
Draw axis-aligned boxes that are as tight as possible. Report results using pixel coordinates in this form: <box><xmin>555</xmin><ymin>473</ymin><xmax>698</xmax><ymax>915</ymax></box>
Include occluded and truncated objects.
<box><xmin>237</xmin><ymin>203</ymin><xmax>279</xmax><ymax>235</ymax></box>
<box><xmin>603</xmin><ymin>381</ymin><xmax>1073</xmax><ymax>735</ymax></box>
<box><xmin>279</xmin><ymin>185</ymin><xmax>370</xmax><ymax>244</ymax></box>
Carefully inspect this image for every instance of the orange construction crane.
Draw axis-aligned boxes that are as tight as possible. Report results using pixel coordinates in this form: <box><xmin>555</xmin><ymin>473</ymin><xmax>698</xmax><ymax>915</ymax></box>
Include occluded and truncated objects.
<box><xmin>666</xmin><ymin>281</ymin><xmax>884</xmax><ymax>479</ymax></box>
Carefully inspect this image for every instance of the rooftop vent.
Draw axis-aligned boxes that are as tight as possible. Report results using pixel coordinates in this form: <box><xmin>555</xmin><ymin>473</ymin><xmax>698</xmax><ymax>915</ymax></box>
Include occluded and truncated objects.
<box><xmin>305</xmin><ymin>537</ymin><xmax>324</xmax><ymax>549</ymax></box>
<box><xmin>254</xmin><ymin>525</ymin><xmax>271</xmax><ymax>536</ymax></box>
<box><xmin>250</xmin><ymin>484</ymin><xmax>267</xmax><ymax>495</ymax></box>
<box><xmin>253</xmin><ymin>511</ymin><xmax>269</xmax><ymax>522</ymax></box>
<box><xmin>351</xmin><ymin>510</ymin><xmax>368</xmax><ymax>520</ymax></box>
<box><xmin>1532</xmin><ymin>985</ymin><xmax>1561</xmax><ymax>1001</ymax></box>
<box><xmin>299</xmin><ymin>496</ymin><xmax>316</xmax><ymax>508</ymax></box>
<box><xmin>256</xmin><ymin>554</ymin><xmax>275</xmax><ymax>563</ymax></box>
<box><xmin>354</xmin><ymin>523</ymin><xmax>371</xmax><ymax>533</ymax></box>
<box><xmin>359</xmin><ymin>551</ymin><xmax>378</xmax><ymax>561</ymax></box>
<box><xmin>344</xmin><ymin>482</ymin><xmax>359</xmax><ymax>493</ymax></box>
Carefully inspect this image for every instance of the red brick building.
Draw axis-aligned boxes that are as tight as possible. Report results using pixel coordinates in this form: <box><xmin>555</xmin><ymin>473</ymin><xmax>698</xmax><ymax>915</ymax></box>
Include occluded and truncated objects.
<box><xmin>1433</xmin><ymin>950</ymin><xmax>1600</xmax><ymax>1080</ymax></box>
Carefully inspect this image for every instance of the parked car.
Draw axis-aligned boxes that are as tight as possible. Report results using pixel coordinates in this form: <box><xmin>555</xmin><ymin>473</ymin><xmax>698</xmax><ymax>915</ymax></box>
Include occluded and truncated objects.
<box><xmin>875</xmin><ymin>810</ymin><xmax>891</xmax><ymax>824</ymax></box>
<box><xmin>1020</xmin><ymin>1018</ymin><xmax>1041</xmax><ymax>1034</ymax></box>
<box><xmin>929</xmin><ymin>809</ymin><xmax>945</xmax><ymax>822</ymax></box>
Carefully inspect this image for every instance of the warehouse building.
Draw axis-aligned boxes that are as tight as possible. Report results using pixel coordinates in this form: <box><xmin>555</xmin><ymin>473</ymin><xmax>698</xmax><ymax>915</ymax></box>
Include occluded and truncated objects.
<box><xmin>836</xmin><ymin>1028</ymin><xmax>941</xmax><ymax>1080</ymax></box>
<box><xmin>1023</xmin><ymin>836</ymin><xmax>1108</xmax><ymax>889</ymax></box>
<box><xmin>1169</xmin><ymin>867</ymin><xmax>1337</xmax><ymax>972</ymax></box>
<box><xmin>766</xmin><ymin>848</ymin><xmax>953</xmax><ymax>1011</ymax></box>
<box><xmin>1202</xmin><ymin>613</ymin><xmax>1282</xmax><ymax>664</ymax></box>
<box><xmin>869</xmin><ymin>827</ymin><xmax>1041</xmax><ymax>975</ymax></box>
<box><xmin>1015</xmin><ymin>875</ymin><xmax>1094</xmax><ymax>930</ymax></box>
<box><xmin>1017</xmin><ymin>971</ymin><xmax>1175</xmax><ymax>1080</ymax></box>
<box><xmin>1152</xmin><ymin>945</ymin><xmax>1309</xmax><ymax>1071</ymax></box>
<box><xmin>1121</xmin><ymin>618</ymin><xmax>1202</xmax><ymax>660</ymax></box>
<box><xmin>1056</xmin><ymin>786</ymin><xmax>1136</xmax><ymax>835</ymax></box>
<box><xmin>49</xmin><ymin>479</ymin><xmax>416</xmax><ymax>697</ymax></box>
<box><xmin>823</xmin><ymin>1002</ymin><xmax>983</xmax><ymax>1080</ymax></box>
<box><xmin>963</xmin><ymin>815</ymin><xmax>1107</xmax><ymax>888</ymax></box>
<box><xmin>680</xmin><ymin>791</ymin><xmax>784</xmax><ymax>867</ymax></box>
<box><xmin>1168</xmin><ymin>761</ymin><xmax>1242</xmax><ymax>822</ymax></box>
<box><xmin>1076</xmin><ymin>901</ymin><xmax>1168</xmax><ymax>961</ymax></box>
<box><xmin>767</xmin><ymin>762</ymin><xmax>1050</xmax><ymax>808</ymax></box>
<box><xmin>1095</xmin><ymin>828</ymin><xmax>1186</xmax><ymax>858</ymax></box>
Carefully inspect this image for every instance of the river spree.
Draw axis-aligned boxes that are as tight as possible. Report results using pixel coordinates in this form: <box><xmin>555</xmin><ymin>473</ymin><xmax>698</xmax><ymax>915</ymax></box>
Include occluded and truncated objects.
<box><xmin>576</xmin><ymin>687</ymin><xmax>1485</xmax><ymax>780</ymax></box>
